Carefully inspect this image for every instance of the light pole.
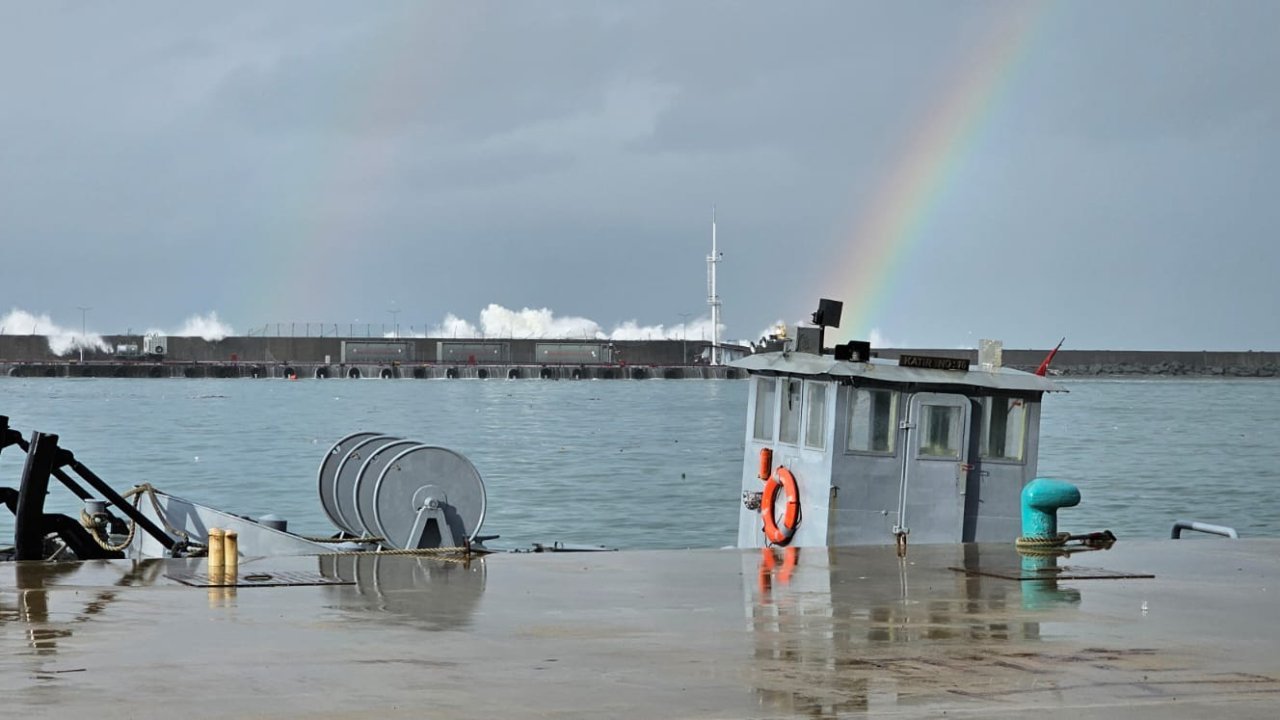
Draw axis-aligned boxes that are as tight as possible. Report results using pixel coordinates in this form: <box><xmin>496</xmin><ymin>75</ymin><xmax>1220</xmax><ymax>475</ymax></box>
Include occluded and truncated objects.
<box><xmin>677</xmin><ymin>312</ymin><xmax>691</xmax><ymax>365</ymax></box>
<box><xmin>76</xmin><ymin>306</ymin><xmax>91</xmax><ymax>362</ymax></box>
<box><xmin>388</xmin><ymin>309</ymin><xmax>401</xmax><ymax>339</ymax></box>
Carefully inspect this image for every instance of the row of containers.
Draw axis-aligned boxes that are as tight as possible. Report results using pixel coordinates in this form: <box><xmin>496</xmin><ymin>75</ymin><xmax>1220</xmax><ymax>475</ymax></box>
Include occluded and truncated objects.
<box><xmin>5</xmin><ymin>363</ymin><xmax>744</xmax><ymax>380</ymax></box>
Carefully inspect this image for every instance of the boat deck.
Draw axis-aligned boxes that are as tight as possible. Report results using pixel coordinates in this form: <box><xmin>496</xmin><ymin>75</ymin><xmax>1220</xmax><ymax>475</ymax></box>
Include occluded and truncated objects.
<box><xmin>2</xmin><ymin>540</ymin><xmax>1278</xmax><ymax>718</ymax></box>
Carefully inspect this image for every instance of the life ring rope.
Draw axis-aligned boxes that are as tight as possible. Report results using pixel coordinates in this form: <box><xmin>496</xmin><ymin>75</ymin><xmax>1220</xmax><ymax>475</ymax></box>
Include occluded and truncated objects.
<box><xmin>760</xmin><ymin>466</ymin><xmax>800</xmax><ymax>545</ymax></box>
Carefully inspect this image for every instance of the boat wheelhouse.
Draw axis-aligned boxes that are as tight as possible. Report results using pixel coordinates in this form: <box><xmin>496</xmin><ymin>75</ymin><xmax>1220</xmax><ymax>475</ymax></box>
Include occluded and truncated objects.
<box><xmin>732</xmin><ymin>305</ymin><xmax>1063</xmax><ymax>548</ymax></box>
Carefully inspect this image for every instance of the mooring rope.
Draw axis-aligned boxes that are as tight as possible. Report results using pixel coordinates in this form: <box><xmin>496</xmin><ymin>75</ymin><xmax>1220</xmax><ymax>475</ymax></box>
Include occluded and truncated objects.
<box><xmin>1015</xmin><ymin>530</ymin><xmax>1116</xmax><ymax>557</ymax></box>
<box><xmin>315</xmin><ymin>545</ymin><xmax>488</xmax><ymax>566</ymax></box>
<box><xmin>79</xmin><ymin>483</ymin><xmax>201</xmax><ymax>554</ymax></box>
<box><xmin>1014</xmin><ymin>532</ymin><xmax>1070</xmax><ymax>551</ymax></box>
<box><xmin>322</xmin><ymin>546</ymin><xmax>477</xmax><ymax>556</ymax></box>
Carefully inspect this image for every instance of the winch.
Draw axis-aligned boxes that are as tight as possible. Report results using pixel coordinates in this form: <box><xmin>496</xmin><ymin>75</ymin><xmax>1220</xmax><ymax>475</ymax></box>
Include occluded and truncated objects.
<box><xmin>317</xmin><ymin>432</ymin><xmax>487</xmax><ymax>550</ymax></box>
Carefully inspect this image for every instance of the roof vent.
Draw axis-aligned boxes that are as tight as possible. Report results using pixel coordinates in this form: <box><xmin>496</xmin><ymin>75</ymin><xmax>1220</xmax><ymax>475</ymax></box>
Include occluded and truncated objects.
<box><xmin>794</xmin><ymin>326</ymin><xmax>822</xmax><ymax>354</ymax></box>
<box><xmin>979</xmin><ymin>339</ymin><xmax>1003</xmax><ymax>371</ymax></box>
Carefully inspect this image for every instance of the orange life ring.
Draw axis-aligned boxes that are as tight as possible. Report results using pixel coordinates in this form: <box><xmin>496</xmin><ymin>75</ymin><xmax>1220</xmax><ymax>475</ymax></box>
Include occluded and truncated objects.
<box><xmin>760</xmin><ymin>466</ymin><xmax>800</xmax><ymax>545</ymax></box>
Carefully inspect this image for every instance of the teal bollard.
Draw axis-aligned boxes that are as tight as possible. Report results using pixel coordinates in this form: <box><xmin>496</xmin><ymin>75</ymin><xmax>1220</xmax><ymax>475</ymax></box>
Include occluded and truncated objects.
<box><xmin>1020</xmin><ymin>478</ymin><xmax>1081</xmax><ymax>540</ymax></box>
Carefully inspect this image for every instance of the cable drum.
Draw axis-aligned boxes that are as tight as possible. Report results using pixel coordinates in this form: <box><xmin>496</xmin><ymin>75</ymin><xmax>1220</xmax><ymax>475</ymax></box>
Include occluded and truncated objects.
<box><xmin>318</xmin><ymin>432</ymin><xmax>381</xmax><ymax>534</ymax></box>
<box><xmin>352</xmin><ymin>439</ymin><xmax>425</xmax><ymax>536</ymax></box>
<box><xmin>373</xmin><ymin>446</ymin><xmax>486</xmax><ymax>549</ymax></box>
<box><xmin>329</xmin><ymin>435</ymin><xmax>402</xmax><ymax>535</ymax></box>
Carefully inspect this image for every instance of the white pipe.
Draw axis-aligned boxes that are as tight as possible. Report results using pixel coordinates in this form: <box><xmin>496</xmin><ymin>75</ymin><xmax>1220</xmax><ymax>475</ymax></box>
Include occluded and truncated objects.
<box><xmin>1171</xmin><ymin>520</ymin><xmax>1238</xmax><ymax>539</ymax></box>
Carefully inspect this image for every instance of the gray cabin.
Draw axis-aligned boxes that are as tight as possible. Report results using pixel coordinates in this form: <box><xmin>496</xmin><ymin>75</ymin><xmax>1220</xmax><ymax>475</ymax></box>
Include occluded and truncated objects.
<box><xmin>733</xmin><ymin>339</ymin><xmax>1063</xmax><ymax>548</ymax></box>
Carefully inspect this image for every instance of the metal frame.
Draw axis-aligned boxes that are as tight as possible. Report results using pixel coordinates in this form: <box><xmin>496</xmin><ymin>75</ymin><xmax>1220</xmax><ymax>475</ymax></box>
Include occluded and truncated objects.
<box><xmin>1</xmin><ymin>417</ymin><xmax>177</xmax><ymax>560</ymax></box>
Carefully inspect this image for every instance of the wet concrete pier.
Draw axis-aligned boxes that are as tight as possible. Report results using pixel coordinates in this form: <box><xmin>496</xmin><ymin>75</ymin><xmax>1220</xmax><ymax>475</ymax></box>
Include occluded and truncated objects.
<box><xmin>2</xmin><ymin>539</ymin><xmax>1278</xmax><ymax>718</ymax></box>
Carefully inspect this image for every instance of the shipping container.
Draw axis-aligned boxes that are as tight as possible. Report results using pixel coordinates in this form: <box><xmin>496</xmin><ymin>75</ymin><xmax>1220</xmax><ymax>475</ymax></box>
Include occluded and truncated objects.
<box><xmin>437</xmin><ymin>342</ymin><xmax>508</xmax><ymax>364</ymax></box>
<box><xmin>340</xmin><ymin>341</ymin><xmax>413</xmax><ymax>364</ymax></box>
<box><xmin>535</xmin><ymin>342</ymin><xmax>612</xmax><ymax>365</ymax></box>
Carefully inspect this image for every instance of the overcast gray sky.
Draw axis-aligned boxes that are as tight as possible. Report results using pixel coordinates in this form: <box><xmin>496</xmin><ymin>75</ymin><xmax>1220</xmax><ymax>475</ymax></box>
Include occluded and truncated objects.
<box><xmin>2</xmin><ymin>1</ymin><xmax>1277</xmax><ymax>349</ymax></box>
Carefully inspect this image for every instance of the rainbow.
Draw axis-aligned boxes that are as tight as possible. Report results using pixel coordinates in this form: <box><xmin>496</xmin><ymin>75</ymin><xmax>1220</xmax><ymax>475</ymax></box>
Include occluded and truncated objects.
<box><xmin>829</xmin><ymin>3</ymin><xmax>1050</xmax><ymax>343</ymax></box>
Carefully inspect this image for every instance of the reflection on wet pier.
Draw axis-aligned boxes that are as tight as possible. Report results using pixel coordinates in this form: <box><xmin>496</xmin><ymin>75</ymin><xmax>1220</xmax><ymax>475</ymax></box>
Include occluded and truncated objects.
<box><xmin>749</xmin><ymin>545</ymin><xmax>1060</xmax><ymax>716</ymax></box>
<box><xmin>1</xmin><ymin>542</ymin><xmax>1279</xmax><ymax>717</ymax></box>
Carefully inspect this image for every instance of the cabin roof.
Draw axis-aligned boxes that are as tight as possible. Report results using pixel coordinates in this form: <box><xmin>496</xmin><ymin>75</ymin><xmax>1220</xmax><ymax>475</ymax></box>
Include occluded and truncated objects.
<box><xmin>731</xmin><ymin>352</ymin><xmax>1066</xmax><ymax>392</ymax></box>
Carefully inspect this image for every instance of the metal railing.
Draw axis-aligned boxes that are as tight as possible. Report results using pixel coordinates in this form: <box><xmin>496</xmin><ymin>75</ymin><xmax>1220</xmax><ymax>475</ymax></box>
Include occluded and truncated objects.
<box><xmin>1171</xmin><ymin>520</ymin><xmax>1239</xmax><ymax>539</ymax></box>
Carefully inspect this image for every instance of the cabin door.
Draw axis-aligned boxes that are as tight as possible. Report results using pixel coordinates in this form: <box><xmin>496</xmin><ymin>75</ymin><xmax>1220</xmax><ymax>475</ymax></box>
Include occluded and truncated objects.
<box><xmin>896</xmin><ymin>393</ymin><xmax>971</xmax><ymax>543</ymax></box>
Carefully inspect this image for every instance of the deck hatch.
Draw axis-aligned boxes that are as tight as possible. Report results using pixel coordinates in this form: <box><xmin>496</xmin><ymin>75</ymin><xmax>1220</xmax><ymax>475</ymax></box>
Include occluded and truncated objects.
<box><xmin>166</xmin><ymin>571</ymin><xmax>355</xmax><ymax>588</ymax></box>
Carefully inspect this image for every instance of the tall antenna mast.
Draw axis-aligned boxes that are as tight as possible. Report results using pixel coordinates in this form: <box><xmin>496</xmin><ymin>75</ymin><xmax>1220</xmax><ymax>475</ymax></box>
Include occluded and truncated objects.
<box><xmin>706</xmin><ymin>207</ymin><xmax>722</xmax><ymax>366</ymax></box>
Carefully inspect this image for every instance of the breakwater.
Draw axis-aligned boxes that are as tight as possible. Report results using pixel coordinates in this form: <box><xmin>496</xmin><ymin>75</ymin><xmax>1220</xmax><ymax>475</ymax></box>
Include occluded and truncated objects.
<box><xmin>2</xmin><ymin>335</ymin><xmax>1279</xmax><ymax>378</ymax></box>
<box><xmin>0</xmin><ymin>335</ymin><xmax>742</xmax><ymax>379</ymax></box>
<box><xmin>871</xmin><ymin>348</ymin><xmax>1280</xmax><ymax>377</ymax></box>
<box><xmin>2</xmin><ymin>361</ymin><xmax>741</xmax><ymax>380</ymax></box>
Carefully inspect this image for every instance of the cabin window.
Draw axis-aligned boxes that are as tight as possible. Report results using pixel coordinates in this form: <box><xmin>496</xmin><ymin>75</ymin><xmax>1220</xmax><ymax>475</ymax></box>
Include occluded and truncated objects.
<box><xmin>752</xmin><ymin>377</ymin><xmax>777</xmax><ymax>441</ymax></box>
<box><xmin>778</xmin><ymin>378</ymin><xmax>803</xmax><ymax>445</ymax></box>
<box><xmin>804</xmin><ymin>382</ymin><xmax>828</xmax><ymax>449</ymax></box>
<box><xmin>847</xmin><ymin>388</ymin><xmax>898</xmax><ymax>454</ymax></box>
<box><xmin>919</xmin><ymin>404</ymin><xmax>962</xmax><ymax>458</ymax></box>
<box><xmin>981</xmin><ymin>396</ymin><xmax>1026</xmax><ymax>461</ymax></box>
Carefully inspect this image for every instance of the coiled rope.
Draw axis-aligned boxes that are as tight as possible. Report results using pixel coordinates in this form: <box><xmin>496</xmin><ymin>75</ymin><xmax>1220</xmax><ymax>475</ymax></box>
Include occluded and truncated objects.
<box><xmin>79</xmin><ymin>483</ymin><xmax>202</xmax><ymax>554</ymax></box>
<box><xmin>1015</xmin><ymin>530</ymin><xmax>1117</xmax><ymax>557</ymax></box>
<box><xmin>1014</xmin><ymin>532</ymin><xmax>1070</xmax><ymax>551</ymax></box>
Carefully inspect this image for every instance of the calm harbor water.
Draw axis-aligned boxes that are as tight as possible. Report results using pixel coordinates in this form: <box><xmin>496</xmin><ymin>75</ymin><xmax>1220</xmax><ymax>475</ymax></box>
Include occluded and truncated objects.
<box><xmin>1</xmin><ymin>377</ymin><xmax>1277</xmax><ymax>548</ymax></box>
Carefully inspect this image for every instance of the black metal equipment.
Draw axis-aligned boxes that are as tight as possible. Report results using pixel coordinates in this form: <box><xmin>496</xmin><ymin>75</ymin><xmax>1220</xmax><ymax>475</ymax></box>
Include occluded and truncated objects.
<box><xmin>810</xmin><ymin>298</ymin><xmax>843</xmax><ymax>329</ymax></box>
<box><xmin>2</xmin><ymin>416</ymin><xmax>179</xmax><ymax>561</ymax></box>
<box><xmin>1</xmin><ymin>415</ymin><xmax>96</xmax><ymax>502</ymax></box>
<box><xmin>14</xmin><ymin>432</ymin><xmax>60</xmax><ymax>561</ymax></box>
<box><xmin>833</xmin><ymin>340</ymin><xmax>872</xmax><ymax>363</ymax></box>
<box><xmin>809</xmin><ymin>298</ymin><xmax>844</xmax><ymax>356</ymax></box>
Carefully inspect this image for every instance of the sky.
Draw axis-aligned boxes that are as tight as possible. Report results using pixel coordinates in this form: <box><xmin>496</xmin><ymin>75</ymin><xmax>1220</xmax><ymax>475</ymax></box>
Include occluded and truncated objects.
<box><xmin>1</xmin><ymin>1</ymin><xmax>1278</xmax><ymax>350</ymax></box>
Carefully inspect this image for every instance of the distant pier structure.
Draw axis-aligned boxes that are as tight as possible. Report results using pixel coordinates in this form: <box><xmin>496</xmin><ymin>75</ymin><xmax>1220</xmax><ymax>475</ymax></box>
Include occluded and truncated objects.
<box><xmin>0</xmin><ymin>336</ymin><xmax>751</xmax><ymax>380</ymax></box>
<box><xmin>4</xmin><ymin>334</ymin><xmax>1280</xmax><ymax>379</ymax></box>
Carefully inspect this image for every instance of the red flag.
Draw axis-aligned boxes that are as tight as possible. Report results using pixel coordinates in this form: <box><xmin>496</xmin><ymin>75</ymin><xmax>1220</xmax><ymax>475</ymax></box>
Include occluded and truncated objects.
<box><xmin>1035</xmin><ymin>338</ymin><xmax>1065</xmax><ymax>377</ymax></box>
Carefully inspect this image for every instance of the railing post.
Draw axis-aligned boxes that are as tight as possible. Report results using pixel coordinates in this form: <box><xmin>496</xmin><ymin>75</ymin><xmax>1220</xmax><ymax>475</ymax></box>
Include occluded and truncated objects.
<box><xmin>15</xmin><ymin>432</ymin><xmax>59</xmax><ymax>561</ymax></box>
<box><xmin>1171</xmin><ymin>520</ymin><xmax>1239</xmax><ymax>539</ymax></box>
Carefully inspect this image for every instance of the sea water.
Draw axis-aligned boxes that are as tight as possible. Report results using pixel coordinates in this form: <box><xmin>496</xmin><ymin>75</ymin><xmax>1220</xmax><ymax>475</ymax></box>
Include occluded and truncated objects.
<box><xmin>1</xmin><ymin>377</ymin><xmax>1277</xmax><ymax>549</ymax></box>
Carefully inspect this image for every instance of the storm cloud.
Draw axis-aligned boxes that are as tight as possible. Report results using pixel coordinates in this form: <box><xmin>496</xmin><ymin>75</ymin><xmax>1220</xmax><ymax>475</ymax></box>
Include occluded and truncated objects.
<box><xmin>2</xmin><ymin>1</ymin><xmax>1277</xmax><ymax>349</ymax></box>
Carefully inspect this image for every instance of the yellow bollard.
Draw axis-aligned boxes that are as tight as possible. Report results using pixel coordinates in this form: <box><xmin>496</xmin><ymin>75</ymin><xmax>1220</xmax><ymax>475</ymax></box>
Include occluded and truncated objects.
<box><xmin>207</xmin><ymin>528</ymin><xmax>225</xmax><ymax>570</ymax></box>
<box><xmin>224</xmin><ymin>530</ymin><xmax>239</xmax><ymax>571</ymax></box>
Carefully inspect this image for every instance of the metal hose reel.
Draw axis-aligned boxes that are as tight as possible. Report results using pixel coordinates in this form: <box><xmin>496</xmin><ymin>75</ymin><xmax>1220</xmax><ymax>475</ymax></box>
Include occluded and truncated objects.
<box><xmin>353</xmin><ymin>439</ymin><xmax>423</xmax><ymax>534</ymax></box>
<box><xmin>318</xmin><ymin>431</ymin><xmax>379</xmax><ymax>534</ymax></box>
<box><xmin>332</xmin><ymin>434</ymin><xmax>402</xmax><ymax>535</ymax></box>
<box><xmin>317</xmin><ymin>433</ymin><xmax>487</xmax><ymax>549</ymax></box>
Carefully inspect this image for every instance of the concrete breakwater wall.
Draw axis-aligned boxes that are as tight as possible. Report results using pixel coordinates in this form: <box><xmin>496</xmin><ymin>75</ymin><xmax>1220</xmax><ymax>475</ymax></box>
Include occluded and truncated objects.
<box><xmin>0</xmin><ymin>335</ymin><xmax>711</xmax><ymax>366</ymax></box>
<box><xmin>0</xmin><ymin>335</ymin><xmax>743</xmax><ymax>380</ymax></box>
<box><xmin>871</xmin><ymin>349</ymin><xmax>1280</xmax><ymax>377</ymax></box>
<box><xmin>2</xmin><ymin>362</ymin><xmax>742</xmax><ymax>380</ymax></box>
<box><xmin>2</xmin><ymin>335</ymin><xmax>1279</xmax><ymax>377</ymax></box>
